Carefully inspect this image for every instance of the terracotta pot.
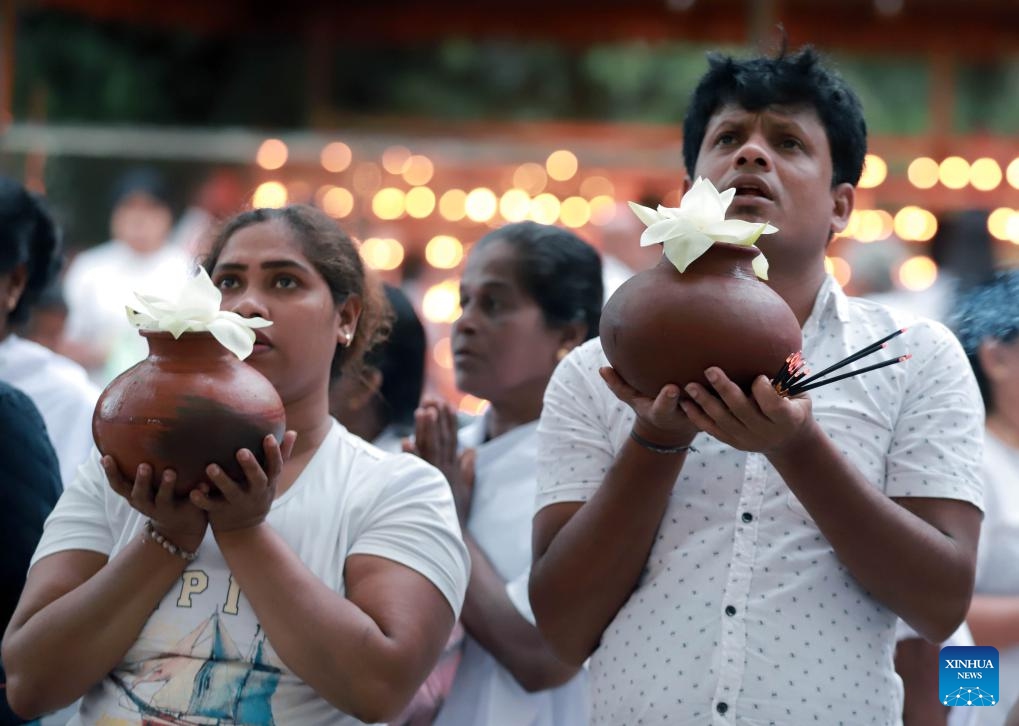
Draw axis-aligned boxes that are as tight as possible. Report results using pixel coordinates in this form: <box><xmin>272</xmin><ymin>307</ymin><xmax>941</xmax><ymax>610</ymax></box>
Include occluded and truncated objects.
<box><xmin>92</xmin><ymin>331</ymin><xmax>286</xmax><ymax>496</ymax></box>
<box><xmin>600</xmin><ymin>243</ymin><xmax>802</xmax><ymax>398</ymax></box>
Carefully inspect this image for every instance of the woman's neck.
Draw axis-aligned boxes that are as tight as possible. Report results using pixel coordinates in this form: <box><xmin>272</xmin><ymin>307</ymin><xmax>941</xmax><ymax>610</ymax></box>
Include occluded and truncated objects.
<box><xmin>275</xmin><ymin>389</ymin><xmax>333</xmax><ymax>495</ymax></box>
<box><xmin>484</xmin><ymin>388</ymin><xmax>544</xmax><ymax>441</ymax></box>
<box><xmin>987</xmin><ymin>410</ymin><xmax>1019</xmax><ymax>450</ymax></box>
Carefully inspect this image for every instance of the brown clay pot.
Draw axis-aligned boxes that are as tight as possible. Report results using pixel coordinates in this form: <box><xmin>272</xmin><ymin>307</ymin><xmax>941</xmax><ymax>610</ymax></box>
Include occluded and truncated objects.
<box><xmin>600</xmin><ymin>243</ymin><xmax>802</xmax><ymax>397</ymax></box>
<box><xmin>92</xmin><ymin>331</ymin><xmax>286</xmax><ymax>496</ymax></box>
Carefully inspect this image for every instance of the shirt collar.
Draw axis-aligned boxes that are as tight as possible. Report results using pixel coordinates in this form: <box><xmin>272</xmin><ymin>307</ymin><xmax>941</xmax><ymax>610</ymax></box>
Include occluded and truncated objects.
<box><xmin>802</xmin><ymin>274</ymin><xmax>851</xmax><ymax>338</ymax></box>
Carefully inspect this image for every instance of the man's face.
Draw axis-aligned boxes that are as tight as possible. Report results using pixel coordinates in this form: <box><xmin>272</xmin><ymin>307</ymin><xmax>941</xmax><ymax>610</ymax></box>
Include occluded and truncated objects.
<box><xmin>691</xmin><ymin>103</ymin><xmax>853</xmax><ymax>274</ymax></box>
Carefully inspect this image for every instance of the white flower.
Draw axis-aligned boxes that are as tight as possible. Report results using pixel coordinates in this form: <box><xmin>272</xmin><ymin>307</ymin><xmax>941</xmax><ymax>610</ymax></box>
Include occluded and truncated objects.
<box><xmin>125</xmin><ymin>267</ymin><xmax>272</xmax><ymax>360</ymax></box>
<box><xmin>628</xmin><ymin>176</ymin><xmax>778</xmax><ymax>279</ymax></box>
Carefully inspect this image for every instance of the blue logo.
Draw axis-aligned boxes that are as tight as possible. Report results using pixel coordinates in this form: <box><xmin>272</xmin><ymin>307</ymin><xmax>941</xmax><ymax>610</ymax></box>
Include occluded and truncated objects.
<box><xmin>940</xmin><ymin>645</ymin><xmax>999</xmax><ymax>707</ymax></box>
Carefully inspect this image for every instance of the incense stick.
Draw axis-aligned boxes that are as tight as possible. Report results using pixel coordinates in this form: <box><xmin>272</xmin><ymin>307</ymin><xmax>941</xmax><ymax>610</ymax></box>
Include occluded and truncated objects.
<box><xmin>784</xmin><ymin>355</ymin><xmax>911</xmax><ymax>395</ymax></box>
<box><xmin>790</xmin><ymin>328</ymin><xmax>907</xmax><ymax>391</ymax></box>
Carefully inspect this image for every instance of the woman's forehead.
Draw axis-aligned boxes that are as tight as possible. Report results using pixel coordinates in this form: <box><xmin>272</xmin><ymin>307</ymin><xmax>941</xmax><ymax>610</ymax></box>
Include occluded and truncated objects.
<box><xmin>462</xmin><ymin>240</ymin><xmax>521</xmax><ymax>287</ymax></box>
<box><xmin>218</xmin><ymin>220</ymin><xmax>305</xmax><ymax>263</ymax></box>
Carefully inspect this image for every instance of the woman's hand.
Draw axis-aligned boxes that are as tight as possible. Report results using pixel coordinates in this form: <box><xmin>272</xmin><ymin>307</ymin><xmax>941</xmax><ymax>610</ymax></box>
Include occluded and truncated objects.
<box><xmin>599</xmin><ymin>366</ymin><xmax>700</xmax><ymax>447</ymax></box>
<box><xmin>102</xmin><ymin>456</ymin><xmax>207</xmax><ymax>551</ymax></box>
<box><xmin>405</xmin><ymin>400</ymin><xmax>475</xmax><ymax>526</ymax></box>
<box><xmin>680</xmin><ymin>368</ymin><xmax>815</xmax><ymax>454</ymax></box>
<box><xmin>189</xmin><ymin>431</ymin><xmax>298</xmax><ymax>534</ymax></box>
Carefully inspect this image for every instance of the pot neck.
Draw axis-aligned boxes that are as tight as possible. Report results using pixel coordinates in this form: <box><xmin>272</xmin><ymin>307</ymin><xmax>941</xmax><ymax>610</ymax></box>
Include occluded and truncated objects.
<box><xmin>659</xmin><ymin>242</ymin><xmax>759</xmax><ymax>280</ymax></box>
<box><xmin>142</xmin><ymin>331</ymin><xmax>235</xmax><ymax>361</ymax></box>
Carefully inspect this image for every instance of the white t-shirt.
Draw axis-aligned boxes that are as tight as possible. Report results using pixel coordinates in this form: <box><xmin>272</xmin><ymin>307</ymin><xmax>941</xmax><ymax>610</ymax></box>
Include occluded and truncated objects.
<box><xmin>0</xmin><ymin>334</ymin><xmax>99</xmax><ymax>487</ymax></box>
<box><xmin>433</xmin><ymin>417</ymin><xmax>589</xmax><ymax>726</ymax></box>
<box><xmin>972</xmin><ymin>431</ymin><xmax>1019</xmax><ymax>726</ymax></box>
<box><xmin>31</xmin><ymin>420</ymin><xmax>470</xmax><ymax>726</ymax></box>
<box><xmin>63</xmin><ymin>240</ymin><xmax>192</xmax><ymax>383</ymax></box>
<box><xmin>536</xmin><ymin>275</ymin><xmax>985</xmax><ymax>726</ymax></box>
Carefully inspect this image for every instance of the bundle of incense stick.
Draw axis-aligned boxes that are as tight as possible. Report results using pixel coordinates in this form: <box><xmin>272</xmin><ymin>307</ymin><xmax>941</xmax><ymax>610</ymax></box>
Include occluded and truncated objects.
<box><xmin>772</xmin><ymin>328</ymin><xmax>911</xmax><ymax>397</ymax></box>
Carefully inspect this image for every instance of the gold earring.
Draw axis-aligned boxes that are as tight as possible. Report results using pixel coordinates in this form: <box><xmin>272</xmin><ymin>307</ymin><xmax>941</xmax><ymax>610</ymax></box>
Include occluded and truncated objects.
<box><xmin>556</xmin><ymin>347</ymin><xmax>569</xmax><ymax>362</ymax></box>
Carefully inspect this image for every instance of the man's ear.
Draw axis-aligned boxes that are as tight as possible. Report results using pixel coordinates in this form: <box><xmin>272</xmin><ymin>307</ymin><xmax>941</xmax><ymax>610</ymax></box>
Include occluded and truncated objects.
<box><xmin>977</xmin><ymin>339</ymin><xmax>1008</xmax><ymax>384</ymax></box>
<box><xmin>829</xmin><ymin>183</ymin><xmax>855</xmax><ymax>238</ymax></box>
<box><xmin>4</xmin><ymin>264</ymin><xmax>28</xmax><ymax>313</ymax></box>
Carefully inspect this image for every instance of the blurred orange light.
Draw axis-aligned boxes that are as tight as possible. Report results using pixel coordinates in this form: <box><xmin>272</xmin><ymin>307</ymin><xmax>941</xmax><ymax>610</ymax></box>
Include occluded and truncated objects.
<box><xmin>987</xmin><ymin>208</ymin><xmax>1013</xmax><ymax>240</ymax></box>
<box><xmin>256</xmin><ymin>139</ymin><xmax>288</xmax><ymax>170</ymax></box>
<box><xmin>530</xmin><ymin>193</ymin><xmax>561</xmax><ymax>225</ymax></box>
<box><xmin>458</xmin><ymin>394</ymin><xmax>489</xmax><ymax>415</ymax></box>
<box><xmin>465</xmin><ymin>188</ymin><xmax>498</xmax><ymax>223</ymax></box>
<box><xmin>546</xmin><ymin>150</ymin><xmax>578</xmax><ymax>182</ymax></box>
<box><xmin>321</xmin><ymin>142</ymin><xmax>352</xmax><ymax>173</ymax></box>
<box><xmin>824</xmin><ymin>256</ymin><xmax>852</xmax><ymax>287</ymax></box>
<box><xmin>425</xmin><ymin>235</ymin><xmax>464</xmax><ymax>269</ymax></box>
<box><xmin>439</xmin><ymin>189</ymin><xmax>468</xmax><ymax>222</ymax></box>
<box><xmin>372</xmin><ymin>187</ymin><xmax>406</xmax><ymax>220</ymax></box>
<box><xmin>589</xmin><ymin>195</ymin><xmax>617</xmax><ymax>226</ymax></box>
<box><xmin>360</xmin><ymin>237</ymin><xmax>404</xmax><ymax>271</ymax></box>
<box><xmin>560</xmin><ymin>196</ymin><xmax>591</xmax><ymax>228</ymax></box>
<box><xmin>580</xmin><ymin>175</ymin><xmax>615</xmax><ymax>199</ymax></box>
<box><xmin>893</xmin><ymin>206</ymin><xmax>937</xmax><ymax>242</ymax></box>
<box><xmin>1007</xmin><ymin>213</ymin><xmax>1019</xmax><ymax>245</ymax></box>
<box><xmin>513</xmin><ymin>163</ymin><xmax>548</xmax><ymax>195</ymax></box>
<box><xmin>499</xmin><ymin>189</ymin><xmax>531</xmax><ymax>222</ymax></box>
<box><xmin>252</xmin><ymin>181</ymin><xmax>287</xmax><ymax>208</ymax></box>
<box><xmin>382</xmin><ymin>146</ymin><xmax>412</xmax><ymax>175</ymax></box>
<box><xmin>898</xmin><ymin>256</ymin><xmax>938</xmax><ymax>292</ymax></box>
<box><xmin>405</xmin><ymin>186</ymin><xmax>436</xmax><ymax>219</ymax></box>
<box><xmin>858</xmin><ymin>154</ymin><xmax>887</xmax><ymax>189</ymax></box>
<box><xmin>403</xmin><ymin>155</ymin><xmax>435</xmax><ymax>186</ymax></box>
<box><xmin>321</xmin><ymin>187</ymin><xmax>354</xmax><ymax>218</ymax></box>
<box><xmin>433</xmin><ymin>336</ymin><xmax>454</xmax><ymax>369</ymax></box>
<box><xmin>855</xmin><ymin>210</ymin><xmax>893</xmax><ymax>243</ymax></box>
<box><xmin>970</xmin><ymin>158</ymin><xmax>1002</xmax><ymax>191</ymax></box>
<box><xmin>422</xmin><ymin>280</ymin><xmax>462</xmax><ymax>323</ymax></box>
<box><xmin>1007</xmin><ymin>158</ymin><xmax>1019</xmax><ymax>190</ymax></box>
<box><xmin>938</xmin><ymin>156</ymin><xmax>970</xmax><ymax>190</ymax></box>
<box><xmin>907</xmin><ymin>157</ymin><xmax>939</xmax><ymax>189</ymax></box>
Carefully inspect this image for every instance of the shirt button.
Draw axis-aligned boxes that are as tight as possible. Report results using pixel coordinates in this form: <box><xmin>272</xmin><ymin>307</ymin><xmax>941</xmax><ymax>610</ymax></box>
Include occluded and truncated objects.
<box><xmin>741</xmin><ymin>512</ymin><xmax>753</xmax><ymax>523</ymax></box>
<box><xmin>716</xmin><ymin>702</ymin><xmax>729</xmax><ymax>714</ymax></box>
<box><xmin>725</xmin><ymin>605</ymin><xmax>737</xmax><ymax>616</ymax></box>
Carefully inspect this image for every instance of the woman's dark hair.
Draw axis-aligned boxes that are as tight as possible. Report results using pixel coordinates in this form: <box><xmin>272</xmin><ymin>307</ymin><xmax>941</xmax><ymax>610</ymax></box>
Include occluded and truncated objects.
<box><xmin>682</xmin><ymin>45</ymin><xmax>867</xmax><ymax>188</ymax></box>
<box><xmin>474</xmin><ymin>221</ymin><xmax>603</xmax><ymax>340</ymax></box>
<box><xmin>949</xmin><ymin>269</ymin><xmax>1019</xmax><ymax>412</ymax></box>
<box><xmin>367</xmin><ymin>285</ymin><xmax>426</xmax><ymax>428</ymax></box>
<box><xmin>0</xmin><ymin>177</ymin><xmax>63</xmax><ymax>327</ymax></box>
<box><xmin>202</xmin><ymin>205</ymin><xmax>390</xmax><ymax>380</ymax></box>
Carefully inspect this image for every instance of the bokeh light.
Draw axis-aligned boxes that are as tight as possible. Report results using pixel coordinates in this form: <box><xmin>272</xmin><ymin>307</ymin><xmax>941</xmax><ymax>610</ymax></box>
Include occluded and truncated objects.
<box><xmin>422</xmin><ymin>279</ymin><xmax>462</xmax><ymax>323</ymax></box>
<box><xmin>382</xmin><ymin>146</ymin><xmax>412</xmax><ymax>175</ymax></box>
<box><xmin>560</xmin><ymin>196</ymin><xmax>591</xmax><ymax>228</ymax></box>
<box><xmin>858</xmin><ymin>154</ymin><xmax>887</xmax><ymax>189</ymax></box>
<box><xmin>546</xmin><ymin>150</ymin><xmax>578</xmax><ymax>182</ymax></box>
<box><xmin>256</xmin><ymin>139</ymin><xmax>288</xmax><ymax>170</ymax></box>
<box><xmin>439</xmin><ymin>189</ymin><xmax>468</xmax><ymax>222</ymax></box>
<box><xmin>580</xmin><ymin>175</ymin><xmax>615</xmax><ymax>199</ymax></box>
<box><xmin>321</xmin><ymin>187</ymin><xmax>354</xmax><ymax>218</ymax></box>
<box><xmin>1007</xmin><ymin>158</ymin><xmax>1019</xmax><ymax>190</ymax></box>
<box><xmin>893</xmin><ymin>206</ymin><xmax>938</xmax><ymax>242</ymax></box>
<box><xmin>252</xmin><ymin>181</ymin><xmax>287</xmax><ymax>208</ymax></box>
<box><xmin>465</xmin><ymin>188</ymin><xmax>498</xmax><ymax>223</ymax></box>
<box><xmin>458</xmin><ymin>394</ymin><xmax>489</xmax><ymax>415</ymax></box>
<box><xmin>320</xmin><ymin>142</ymin><xmax>352</xmax><ymax>173</ymax></box>
<box><xmin>589</xmin><ymin>195</ymin><xmax>617</xmax><ymax>226</ymax></box>
<box><xmin>987</xmin><ymin>208</ymin><xmax>1013</xmax><ymax>240</ymax></box>
<box><xmin>907</xmin><ymin>157</ymin><xmax>939</xmax><ymax>189</ymax></box>
<box><xmin>824</xmin><ymin>256</ymin><xmax>852</xmax><ymax>287</ymax></box>
<box><xmin>938</xmin><ymin>156</ymin><xmax>970</xmax><ymax>190</ymax></box>
<box><xmin>403</xmin><ymin>155</ymin><xmax>435</xmax><ymax>186</ymax></box>
<box><xmin>432</xmin><ymin>336</ymin><xmax>453</xmax><ymax>369</ymax></box>
<box><xmin>425</xmin><ymin>235</ymin><xmax>464</xmax><ymax>269</ymax></box>
<box><xmin>898</xmin><ymin>256</ymin><xmax>938</xmax><ymax>291</ymax></box>
<box><xmin>513</xmin><ymin>163</ymin><xmax>548</xmax><ymax>195</ymax></box>
<box><xmin>499</xmin><ymin>189</ymin><xmax>531</xmax><ymax>222</ymax></box>
<box><xmin>372</xmin><ymin>187</ymin><xmax>406</xmax><ymax>220</ymax></box>
<box><xmin>970</xmin><ymin>158</ymin><xmax>1002</xmax><ymax>191</ymax></box>
<box><xmin>405</xmin><ymin>186</ymin><xmax>436</xmax><ymax>219</ymax></box>
<box><xmin>360</xmin><ymin>237</ymin><xmax>404</xmax><ymax>271</ymax></box>
<box><xmin>530</xmin><ymin>193</ymin><xmax>561</xmax><ymax>224</ymax></box>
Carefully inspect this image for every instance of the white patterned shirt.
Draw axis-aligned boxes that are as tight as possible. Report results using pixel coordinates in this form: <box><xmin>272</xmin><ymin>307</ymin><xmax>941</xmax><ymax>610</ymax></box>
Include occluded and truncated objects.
<box><xmin>536</xmin><ymin>275</ymin><xmax>984</xmax><ymax>726</ymax></box>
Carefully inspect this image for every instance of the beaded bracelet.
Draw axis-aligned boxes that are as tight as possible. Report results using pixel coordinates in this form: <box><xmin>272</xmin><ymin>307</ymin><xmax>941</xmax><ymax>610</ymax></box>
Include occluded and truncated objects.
<box><xmin>143</xmin><ymin>519</ymin><xmax>199</xmax><ymax>562</ymax></box>
<box><xmin>629</xmin><ymin>429</ymin><xmax>698</xmax><ymax>455</ymax></box>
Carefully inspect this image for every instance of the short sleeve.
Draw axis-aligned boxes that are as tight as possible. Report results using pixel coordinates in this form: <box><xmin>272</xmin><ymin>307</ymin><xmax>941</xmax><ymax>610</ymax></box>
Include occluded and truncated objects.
<box><xmin>347</xmin><ymin>454</ymin><xmax>470</xmax><ymax>617</ymax></box>
<box><xmin>535</xmin><ymin>341</ymin><xmax>622</xmax><ymax>512</ymax></box>
<box><xmin>884</xmin><ymin>320</ymin><xmax>984</xmax><ymax>509</ymax></box>
<box><xmin>30</xmin><ymin>448</ymin><xmax>118</xmax><ymax>567</ymax></box>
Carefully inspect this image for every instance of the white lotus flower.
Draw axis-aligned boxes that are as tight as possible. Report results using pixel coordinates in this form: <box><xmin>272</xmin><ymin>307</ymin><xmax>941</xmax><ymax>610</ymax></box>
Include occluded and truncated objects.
<box><xmin>125</xmin><ymin>267</ymin><xmax>272</xmax><ymax>360</ymax></box>
<box><xmin>628</xmin><ymin>177</ymin><xmax>778</xmax><ymax>279</ymax></box>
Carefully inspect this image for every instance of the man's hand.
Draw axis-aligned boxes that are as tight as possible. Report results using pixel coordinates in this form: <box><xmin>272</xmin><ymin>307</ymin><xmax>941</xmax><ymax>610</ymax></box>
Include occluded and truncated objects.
<box><xmin>599</xmin><ymin>366</ymin><xmax>699</xmax><ymax>447</ymax></box>
<box><xmin>680</xmin><ymin>367</ymin><xmax>815</xmax><ymax>454</ymax></box>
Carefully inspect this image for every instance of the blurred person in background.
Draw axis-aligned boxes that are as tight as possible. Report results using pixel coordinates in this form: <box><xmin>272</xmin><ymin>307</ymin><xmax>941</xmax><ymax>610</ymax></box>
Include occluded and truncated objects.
<box><xmin>0</xmin><ymin>176</ymin><xmax>98</xmax><ymax>488</ymax></box>
<box><xmin>0</xmin><ymin>381</ymin><xmax>63</xmax><ymax>726</ymax></box>
<box><xmin>169</xmin><ymin>167</ymin><xmax>248</xmax><ymax>259</ymax></box>
<box><xmin>952</xmin><ymin>269</ymin><xmax>1019</xmax><ymax>726</ymax></box>
<box><xmin>329</xmin><ymin>284</ymin><xmax>425</xmax><ymax>453</ymax></box>
<box><xmin>60</xmin><ymin>167</ymin><xmax>191</xmax><ymax>384</ymax></box>
<box><xmin>18</xmin><ymin>279</ymin><xmax>69</xmax><ymax>354</ymax></box>
<box><xmin>406</xmin><ymin>221</ymin><xmax>602</xmax><ymax>726</ymax></box>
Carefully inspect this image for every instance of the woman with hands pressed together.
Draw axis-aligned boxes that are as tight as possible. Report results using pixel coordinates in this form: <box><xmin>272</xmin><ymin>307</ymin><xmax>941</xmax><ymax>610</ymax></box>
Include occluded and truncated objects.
<box><xmin>406</xmin><ymin>222</ymin><xmax>602</xmax><ymax>726</ymax></box>
<box><xmin>2</xmin><ymin>205</ymin><xmax>470</xmax><ymax>725</ymax></box>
